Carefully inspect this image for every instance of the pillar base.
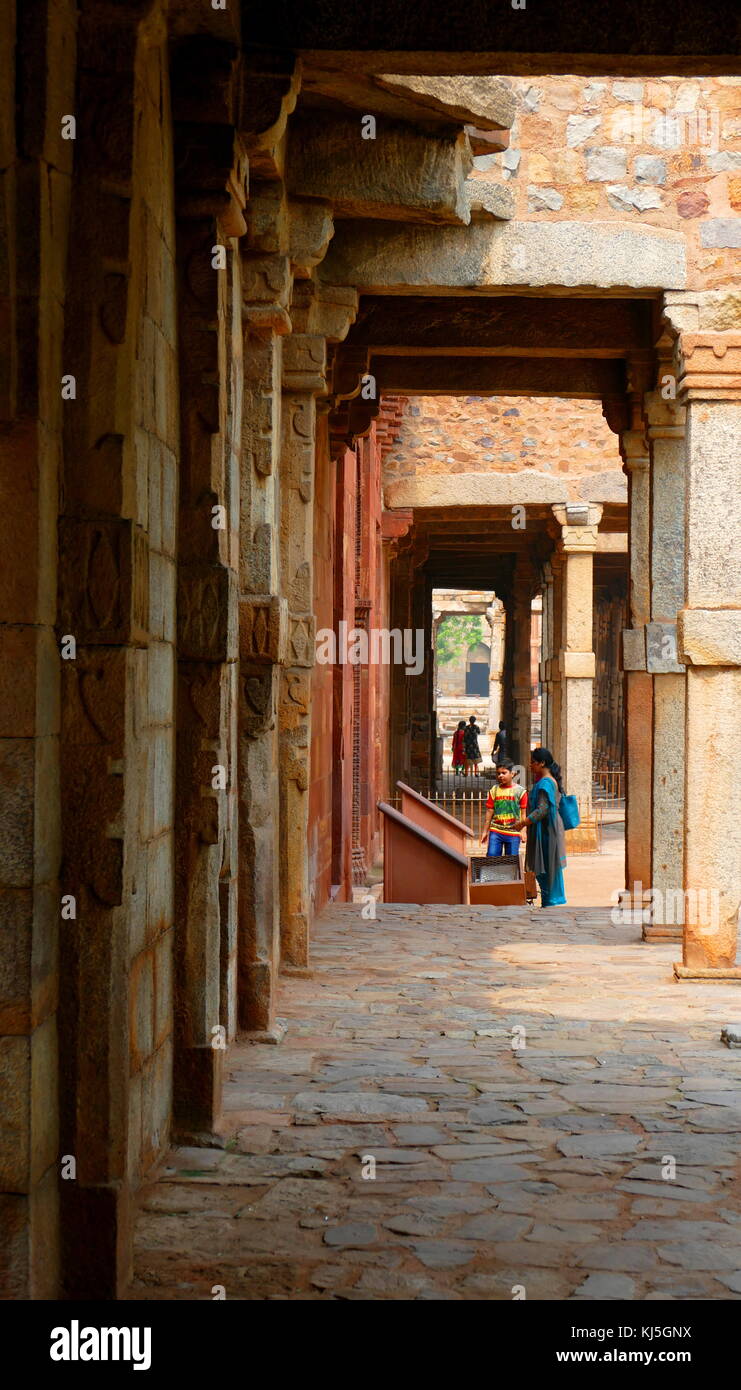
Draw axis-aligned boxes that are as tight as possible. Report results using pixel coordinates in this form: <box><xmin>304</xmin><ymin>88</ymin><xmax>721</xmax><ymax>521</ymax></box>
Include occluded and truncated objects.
<box><xmin>674</xmin><ymin>963</ymin><xmax>741</xmax><ymax>981</ymax></box>
<box><xmin>238</xmin><ymin>959</ymin><xmax>275</xmax><ymax>1033</ymax></box>
<box><xmin>61</xmin><ymin>1181</ymin><xmax>131</xmax><ymax>1299</ymax></box>
<box><xmin>643</xmin><ymin>924</ymin><xmax>683</xmax><ymax>942</ymax></box>
<box><xmin>241</xmin><ymin>1020</ymin><xmax>288</xmax><ymax>1045</ymax></box>
<box><xmin>174</xmin><ymin>1043</ymin><xmax>223</xmax><ymax>1134</ymax></box>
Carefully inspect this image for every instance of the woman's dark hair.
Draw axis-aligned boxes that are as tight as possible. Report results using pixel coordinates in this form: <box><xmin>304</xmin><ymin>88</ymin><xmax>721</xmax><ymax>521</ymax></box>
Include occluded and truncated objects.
<box><xmin>531</xmin><ymin>746</ymin><xmax>565</xmax><ymax>795</ymax></box>
<box><xmin>457</xmin><ymin>719</ymin><xmax>466</xmax><ymax>730</ymax></box>
<box><xmin>499</xmin><ymin>720</ymin><xmax>506</xmax><ymax>730</ymax></box>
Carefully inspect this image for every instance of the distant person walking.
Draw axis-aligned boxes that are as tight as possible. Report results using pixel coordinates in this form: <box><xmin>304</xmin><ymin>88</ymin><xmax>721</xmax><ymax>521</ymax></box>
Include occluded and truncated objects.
<box><xmin>492</xmin><ymin>720</ymin><xmax>508</xmax><ymax>766</ymax></box>
<box><xmin>451</xmin><ymin>720</ymin><xmax>466</xmax><ymax>774</ymax></box>
<box><xmin>518</xmin><ymin>746</ymin><xmax>567</xmax><ymax>907</ymax></box>
<box><xmin>463</xmin><ymin>714</ymin><xmax>482</xmax><ymax>775</ymax></box>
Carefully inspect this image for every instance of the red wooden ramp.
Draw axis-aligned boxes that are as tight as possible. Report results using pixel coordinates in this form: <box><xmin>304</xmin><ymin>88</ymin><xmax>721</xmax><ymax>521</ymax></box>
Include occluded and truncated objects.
<box><xmin>377</xmin><ymin>801</ymin><xmax>469</xmax><ymax>904</ymax></box>
<box><xmin>396</xmin><ymin>781</ymin><xmax>470</xmax><ymax>854</ymax></box>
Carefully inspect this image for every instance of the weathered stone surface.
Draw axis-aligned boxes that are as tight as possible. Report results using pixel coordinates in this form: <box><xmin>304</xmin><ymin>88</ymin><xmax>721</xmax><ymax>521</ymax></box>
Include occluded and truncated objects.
<box><xmin>293</xmin><ymin>1091</ymin><xmax>428</xmax><ymax>1119</ymax></box>
<box><xmin>373</xmin><ymin>75</ymin><xmax>516</xmax><ymax>131</ymax></box>
<box><xmin>287</xmin><ymin>113</ymin><xmax>473</xmax><ymax>225</ymax></box>
<box><xmin>573</xmin><ymin>1272</ymin><xmax>635</xmax><ymax>1299</ymax></box>
<box><xmin>320</xmin><ymin>220</ymin><xmax>686</xmax><ymax>294</ymax></box>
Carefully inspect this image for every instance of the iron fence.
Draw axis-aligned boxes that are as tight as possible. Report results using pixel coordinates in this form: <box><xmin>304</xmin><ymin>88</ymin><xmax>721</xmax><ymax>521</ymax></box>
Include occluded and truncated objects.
<box><xmin>389</xmin><ymin>789</ymin><xmax>603</xmax><ymax>854</ymax></box>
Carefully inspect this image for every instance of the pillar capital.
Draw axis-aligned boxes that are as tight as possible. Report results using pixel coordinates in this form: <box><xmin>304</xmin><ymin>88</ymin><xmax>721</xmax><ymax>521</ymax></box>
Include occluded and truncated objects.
<box><xmin>281</xmin><ymin>333</ymin><xmax>328</xmax><ymax>394</ymax></box>
<box><xmin>644</xmin><ymin>388</ymin><xmax>686</xmax><ymax>441</ymax></box>
<box><xmin>551</xmin><ymin>502</ymin><xmax>603</xmax><ymax>551</ymax></box>
<box><xmin>620</xmin><ymin>429</ymin><xmax>650</xmax><ymax>473</ymax></box>
<box><xmin>675</xmin><ymin>332</ymin><xmax>741</xmax><ymax>403</ymax></box>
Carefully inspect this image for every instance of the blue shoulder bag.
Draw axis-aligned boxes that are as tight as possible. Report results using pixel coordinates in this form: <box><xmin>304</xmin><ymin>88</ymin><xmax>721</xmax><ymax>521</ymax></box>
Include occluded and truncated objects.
<box><xmin>558</xmin><ymin>792</ymin><xmax>580</xmax><ymax>830</ymax></box>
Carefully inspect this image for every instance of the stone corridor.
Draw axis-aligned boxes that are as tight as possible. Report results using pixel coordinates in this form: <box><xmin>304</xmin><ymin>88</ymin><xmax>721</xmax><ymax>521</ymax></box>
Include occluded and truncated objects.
<box><xmin>131</xmin><ymin>905</ymin><xmax>741</xmax><ymax>1301</ymax></box>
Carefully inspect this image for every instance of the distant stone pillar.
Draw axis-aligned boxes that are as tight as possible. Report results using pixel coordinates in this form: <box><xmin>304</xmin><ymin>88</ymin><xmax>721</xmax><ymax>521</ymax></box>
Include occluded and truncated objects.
<box><xmin>668</xmin><ymin>317</ymin><xmax>741</xmax><ymax>977</ymax></box>
<box><xmin>511</xmin><ymin>563</ymin><xmax>535</xmax><ymax>768</ymax></box>
<box><xmin>485</xmin><ymin>600</ymin><xmax>505</xmax><ymax>735</ymax></box>
<box><xmin>551</xmin><ymin>505</ymin><xmax>602</xmax><ymax>829</ymax></box>
<box><xmin>643</xmin><ymin>384</ymin><xmax>687</xmax><ymax>942</ymax></box>
<box><xmin>539</xmin><ymin>563</ymin><xmax>554</xmax><ymax>750</ymax></box>
<box><xmin>621</xmin><ymin>426</ymin><xmax>653</xmax><ymax>896</ymax></box>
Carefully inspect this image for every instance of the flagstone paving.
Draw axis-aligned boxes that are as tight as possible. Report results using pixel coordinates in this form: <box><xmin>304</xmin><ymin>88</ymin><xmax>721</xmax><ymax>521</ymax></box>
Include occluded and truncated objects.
<box><xmin>130</xmin><ymin>904</ymin><xmax>741</xmax><ymax>1300</ymax></box>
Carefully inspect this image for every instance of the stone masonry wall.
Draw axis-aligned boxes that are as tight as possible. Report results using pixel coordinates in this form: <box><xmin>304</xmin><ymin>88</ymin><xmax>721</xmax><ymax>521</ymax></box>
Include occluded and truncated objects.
<box><xmin>471</xmin><ymin>75</ymin><xmax>741</xmax><ymax>292</ymax></box>
<box><xmin>382</xmin><ymin>395</ymin><xmax>626</xmax><ymax>503</ymax></box>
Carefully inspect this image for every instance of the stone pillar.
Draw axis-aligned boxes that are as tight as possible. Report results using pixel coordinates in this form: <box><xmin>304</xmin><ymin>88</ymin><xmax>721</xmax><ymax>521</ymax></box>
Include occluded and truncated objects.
<box><xmin>539</xmin><ymin>563</ymin><xmax>555</xmax><ymax>751</ymax></box>
<box><xmin>548</xmin><ymin>553</ymin><xmax>564</xmax><ymax>762</ymax></box>
<box><xmin>0</xmin><ymin>0</ymin><xmax>74</xmax><ymax>1298</ymax></box>
<box><xmin>643</xmin><ymin>384</ymin><xmax>687</xmax><ymax>942</ymax></box>
<box><xmin>172</xmin><ymin>152</ymin><xmax>245</xmax><ymax>1132</ymax></box>
<box><xmin>239</xmin><ymin>318</ymin><xmax>285</xmax><ymax>1031</ymax></box>
<box><xmin>279</xmin><ymin>335</ymin><xmax>326</xmax><ymax>967</ymax></box>
<box><xmin>485</xmin><ymin>599</ymin><xmax>505</xmax><ymax>735</ymax></box>
<box><xmin>551</xmin><ymin>505</ymin><xmax>602</xmax><ymax>829</ymax></box>
<box><xmin>511</xmin><ymin>564</ymin><xmax>535</xmax><ymax>768</ymax></box>
<box><xmin>668</xmin><ymin>317</ymin><xmax>741</xmax><ymax>977</ymax></box>
<box><xmin>621</xmin><ymin>428</ymin><xmax>653</xmax><ymax>896</ymax></box>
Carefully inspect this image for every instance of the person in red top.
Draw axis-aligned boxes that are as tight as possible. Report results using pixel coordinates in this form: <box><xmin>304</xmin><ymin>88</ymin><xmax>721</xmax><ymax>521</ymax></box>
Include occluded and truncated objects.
<box><xmin>451</xmin><ymin>720</ymin><xmax>466</xmax><ymax>774</ymax></box>
<box><xmin>480</xmin><ymin>759</ymin><xmax>527</xmax><ymax>857</ymax></box>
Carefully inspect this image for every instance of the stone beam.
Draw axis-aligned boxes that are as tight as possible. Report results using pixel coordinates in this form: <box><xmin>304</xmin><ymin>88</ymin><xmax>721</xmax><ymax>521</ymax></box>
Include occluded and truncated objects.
<box><xmin>320</xmin><ymin>220</ymin><xmax>686</xmax><ymax>294</ymax></box>
<box><xmin>372</xmin><ymin>75</ymin><xmax>516</xmax><ymax>129</ymax></box>
<box><xmin>349</xmin><ymin>296</ymin><xmax>653</xmax><ymax>357</ymax></box>
<box><xmin>384</xmin><ymin>471</ymin><xmax>627</xmax><ymax>510</ymax></box>
<box><xmin>372</xmin><ymin>355</ymin><xmax>623</xmax><ymax>397</ymax></box>
<box><xmin>287</xmin><ymin>112</ymin><xmax>475</xmax><ymax>224</ymax></box>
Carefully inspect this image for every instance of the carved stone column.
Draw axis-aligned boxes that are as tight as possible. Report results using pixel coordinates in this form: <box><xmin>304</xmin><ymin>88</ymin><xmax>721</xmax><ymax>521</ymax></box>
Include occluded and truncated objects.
<box><xmin>279</xmin><ymin>334</ymin><xmax>326</xmax><ymax>967</ymax></box>
<box><xmin>172</xmin><ymin>52</ymin><xmax>245</xmax><ymax>1128</ymax></box>
<box><xmin>621</xmin><ymin>424</ymin><xmax>653</xmax><ymax>896</ymax></box>
<box><xmin>486</xmin><ymin>600</ymin><xmax>505</xmax><ymax>736</ymax></box>
<box><xmin>643</xmin><ymin>382</ymin><xmax>687</xmax><ymax>942</ymax></box>
<box><xmin>667</xmin><ymin>311</ymin><xmax>741</xmax><ymax>977</ymax></box>
<box><xmin>551</xmin><ymin>505</ymin><xmax>602</xmax><ymax>831</ymax></box>
<box><xmin>539</xmin><ymin>563</ymin><xmax>555</xmax><ymax>752</ymax></box>
<box><xmin>511</xmin><ymin>561</ymin><xmax>536</xmax><ymax>768</ymax></box>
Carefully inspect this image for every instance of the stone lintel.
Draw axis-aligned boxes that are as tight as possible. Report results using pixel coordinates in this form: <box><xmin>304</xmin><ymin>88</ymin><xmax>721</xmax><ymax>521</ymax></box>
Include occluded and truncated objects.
<box><xmin>559</xmin><ymin>651</ymin><xmax>596</xmax><ymax>679</ymax></box>
<box><xmin>320</xmin><ymin>219</ymin><xmax>686</xmax><ymax>294</ymax></box>
<box><xmin>384</xmin><ymin>471</ymin><xmax>622</xmax><ymax>510</ymax></box>
<box><xmin>287</xmin><ymin>112</ymin><xmax>473</xmax><ymax>225</ymax></box>
<box><xmin>373</xmin><ymin>74</ymin><xmax>516</xmax><ymax>130</ymax></box>
<box><xmin>596</xmin><ymin>532</ymin><xmax>628</xmax><ymax>552</ymax></box>
<box><xmin>622</xmin><ymin>626</ymin><xmax>646</xmax><ymax>671</ymax></box>
<box><xmin>646</xmin><ymin>621</ymin><xmax>684</xmax><ymax>673</ymax></box>
<box><xmin>345</xmin><ymin>294</ymin><xmax>653</xmax><ymax>355</ymax></box>
<box><xmin>678</xmin><ymin>609</ymin><xmax>741</xmax><ymax>667</ymax></box>
<box><xmin>374</xmin><ymin>355</ymin><xmax>621</xmax><ymax>398</ymax></box>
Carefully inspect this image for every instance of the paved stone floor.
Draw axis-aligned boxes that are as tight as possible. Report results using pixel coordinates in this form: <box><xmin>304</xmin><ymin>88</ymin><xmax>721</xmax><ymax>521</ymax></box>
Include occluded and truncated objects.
<box><xmin>131</xmin><ymin>904</ymin><xmax>741</xmax><ymax>1300</ymax></box>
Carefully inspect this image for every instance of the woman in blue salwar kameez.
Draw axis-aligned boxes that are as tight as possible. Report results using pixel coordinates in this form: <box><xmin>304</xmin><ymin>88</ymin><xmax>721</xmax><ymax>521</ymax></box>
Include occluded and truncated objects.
<box><xmin>519</xmin><ymin>747</ymin><xmax>567</xmax><ymax>906</ymax></box>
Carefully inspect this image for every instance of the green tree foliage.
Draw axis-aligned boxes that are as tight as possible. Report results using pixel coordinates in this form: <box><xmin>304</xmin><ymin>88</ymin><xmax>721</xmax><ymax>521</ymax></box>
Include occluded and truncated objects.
<box><xmin>436</xmin><ymin>614</ymin><xmax>486</xmax><ymax>665</ymax></box>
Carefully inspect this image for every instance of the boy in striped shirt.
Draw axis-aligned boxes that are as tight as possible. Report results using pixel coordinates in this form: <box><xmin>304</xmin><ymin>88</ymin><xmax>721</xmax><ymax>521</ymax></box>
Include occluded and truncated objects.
<box><xmin>480</xmin><ymin>759</ymin><xmax>527</xmax><ymax>857</ymax></box>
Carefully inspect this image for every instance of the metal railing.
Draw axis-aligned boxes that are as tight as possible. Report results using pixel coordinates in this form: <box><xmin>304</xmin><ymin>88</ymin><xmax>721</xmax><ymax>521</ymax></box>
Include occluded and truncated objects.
<box><xmin>592</xmin><ymin>766</ymin><xmax>625</xmax><ymax>808</ymax></box>
<box><xmin>389</xmin><ymin>790</ymin><xmax>603</xmax><ymax>854</ymax></box>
